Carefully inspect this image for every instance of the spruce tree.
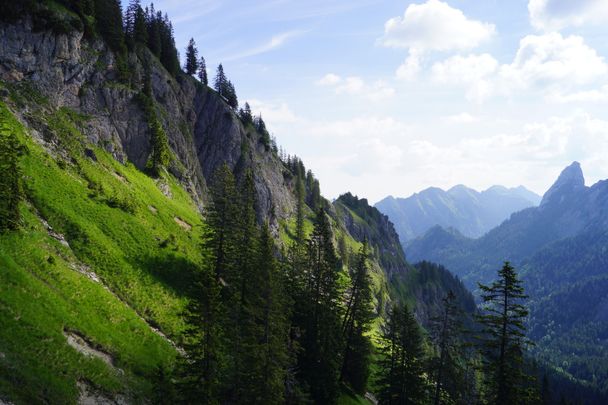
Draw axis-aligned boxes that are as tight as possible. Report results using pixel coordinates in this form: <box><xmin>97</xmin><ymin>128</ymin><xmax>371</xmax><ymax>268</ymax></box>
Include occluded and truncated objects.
<box><xmin>340</xmin><ymin>242</ymin><xmax>374</xmax><ymax>394</ymax></box>
<box><xmin>145</xmin><ymin>4</ymin><xmax>161</xmax><ymax>57</ymax></box>
<box><xmin>476</xmin><ymin>262</ymin><xmax>537</xmax><ymax>405</ymax></box>
<box><xmin>299</xmin><ymin>208</ymin><xmax>343</xmax><ymax>404</ymax></box>
<box><xmin>94</xmin><ymin>0</ymin><xmax>126</xmax><ymax>53</ymax></box>
<box><xmin>214</xmin><ymin>64</ymin><xmax>226</xmax><ymax>96</ymax></box>
<box><xmin>206</xmin><ymin>163</ymin><xmax>239</xmax><ymax>283</ymax></box>
<box><xmin>198</xmin><ymin>56</ymin><xmax>208</xmax><ymax>85</ymax></box>
<box><xmin>377</xmin><ymin>303</ymin><xmax>428</xmax><ymax>405</ymax></box>
<box><xmin>430</xmin><ymin>290</ymin><xmax>464</xmax><ymax>405</ymax></box>
<box><xmin>0</xmin><ymin>117</ymin><xmax>26</xmax><ymax>232</ymax></box>
<box><xmin>185</xmin><ymin>38</ymin><xmax>199</xmax><ymax>75</ymax></box>
<box><xmin>180</xmin><ymin>226</ymin><xmax>222</xmax><ymax>404</ymax></box>
<box><xmin>242</xmin><ymin>223</ymin><xmax>290</xmax><ymax>404</ymax></box>
<box><xmin>239</xmin><ymin>102</ymin><xmax>253</xmax><ymax>125</ymax></box>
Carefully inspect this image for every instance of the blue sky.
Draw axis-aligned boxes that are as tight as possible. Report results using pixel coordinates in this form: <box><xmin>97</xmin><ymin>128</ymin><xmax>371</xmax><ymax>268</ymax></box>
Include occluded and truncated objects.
<box><xmin>128</xmin><ymin>0</ymin><xmax>608</xmax><ymax>203</ymax></box>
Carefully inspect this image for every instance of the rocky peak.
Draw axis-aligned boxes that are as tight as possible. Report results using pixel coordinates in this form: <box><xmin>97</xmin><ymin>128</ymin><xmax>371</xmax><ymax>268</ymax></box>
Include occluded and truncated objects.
<box><xmin>541</xmin><ymin>162</ymin><xmax>586</xmax><ymax>206</ymax></box>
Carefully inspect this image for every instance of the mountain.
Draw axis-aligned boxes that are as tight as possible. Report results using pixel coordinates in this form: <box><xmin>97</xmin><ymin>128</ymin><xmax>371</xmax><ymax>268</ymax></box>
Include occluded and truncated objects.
<box><xmin>0</xmin><ymin>5</ymin><xmax>477</xmax><ymax>404</ymax></box>
<box><xmin>375</xmin><ymin>184</ymin><xmax>540</xmax><ymax>244</ymax></box>
<box><xmin>332</xmin><ymin>193</ymin><xmax>475</xmax><ymax>327</ymax></box>
<box><xmin>406</xmin><ymin>162</ymin><xmax>608</xmax><ymax>399</ymax></box>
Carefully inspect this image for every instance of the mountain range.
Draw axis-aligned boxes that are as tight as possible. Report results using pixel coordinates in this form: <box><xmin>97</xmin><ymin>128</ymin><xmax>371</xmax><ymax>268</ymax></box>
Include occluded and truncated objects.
<box><xmin>375</xmin><ymin>184</ymin><xmax>540</xmax><ymax>244</ymax></box>
<box><xmin>406</xmin><ymin>161</ymin><xmax>608</xmax><ymax>397</ymax></box>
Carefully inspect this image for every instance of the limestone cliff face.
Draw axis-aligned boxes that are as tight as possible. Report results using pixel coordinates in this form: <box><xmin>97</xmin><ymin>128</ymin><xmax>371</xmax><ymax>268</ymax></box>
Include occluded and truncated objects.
<box><xmin>0</xmin><ymin>17</ymin><xmax>295</xmax><ymax>224</ymax></box>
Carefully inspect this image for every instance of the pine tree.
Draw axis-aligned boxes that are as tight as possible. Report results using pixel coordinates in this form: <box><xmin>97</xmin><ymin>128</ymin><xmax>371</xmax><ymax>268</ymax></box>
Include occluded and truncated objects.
<box><xmin>214</xmin><ymin>64</ymin><xmax>226</xmax><ymax>96</ymax></box>
<box><xmin>239</xmin><ymin>102</ymin><xmax>253</xmax><ymax>125</ymax></box>
<box><xmin>223</xmin><ymin>171</ymin><xmax>260</xmax><ymax>402</ymax></box>
<box><xmin>299</xmin><ymin>208</ymin><xmax>343</xmax><ymax>404</ymax></box>
<box><xmin>180</xmin><ymin>228</ymin><xmax>222</xmax><ymax>404</ymax></box>
<box><xmin>430</xmin><ymin>290</ymin><xmax>464</xmax><ymax>405</ymax></box>
<box><xmin>185</xmin><ymin>38</ymin><xmax>199</xmax><ymax>75</ymax></box>
<box><xmin>340</xmin><ymin>242</ymin><xmax>374</xmax><ymax>394</ymax></box>
<box><xmin>94</xmin><ymin>0</ymin><xmax>126</xmax><ymax>53</ymax></box>
<box><xmin>0</xmin><ymin>115</ymin><xmax>26</xmax><ymax>232</ymax></box>
<box><xmin>206</xmin><ymin>164</ymin><xmax>239</xmax><ymax>283</ymax></box>
<box><xmin>376</xmin><ymin>303</ymin><xmax>428</xmax><ymax>405</ymax></box>
<box><xmin>145</xmin><ymin>4</ymin><xmax>161</xmax><ymax>57</ymax></box>
<box><xmin>198</xmin><ymin>56</ymin><xmax>208</xmax><ymax>85</ymax></box>
<box><xmin>242</xmin><ymin>223</ymin><xmax>290</xmax><ymax>404</ymax></box>
<box><xmin>476</xmin><ymin>262</ymin><xmax>537</xmax><ymax>405</ymax></box>
<box><xmin>226</xmin><ymin>80</ymin><xmax>238</xmax><ymax>109</ymax></box>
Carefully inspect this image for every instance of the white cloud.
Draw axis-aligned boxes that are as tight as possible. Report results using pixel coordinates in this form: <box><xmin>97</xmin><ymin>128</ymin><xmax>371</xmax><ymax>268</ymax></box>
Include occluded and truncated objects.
<box><xmin>246</xmin><ymin>99</ymin><xmax>299</xmax><ymax>125</ymax></box>
<box><xmin>431</xmin><ymin>53</ymin><xmax>498</xmax><ymax>102</ymax></box>
<box><xmin>500</xmin><ymin>33</ymin><xmax>607</xmax><ymax>90</ymax></box>
<box><xmin>317</xmin><ymin>73</ymin><xmax>342</xmax><ymax>86</ymax></box>
<box><xmin>379</xmin><ymin>0</ymin><xmax>495</xmax><ymax>51</ymax></box>
<box><xmin>529</xmin><ymin>0</ymin><xmax>608</xmax><ymax>30</ymax></box>
<box><xmin>317</xmin><ymin>74</ymin><xmax>396</xmax><ymax>101</ymax></box>
<box><xmin>429</xmin><ymin>33</ymin><xmax>608</xmax><ymax>102</ymax></box>
<box><xmin>443</xmin><ymin>112</ymin><xmax>480</xmax><ymax>124</ymax></box>
<box><xmin>547</xmin><ymin>85</ymin><xmax>608</xmax><ymax>103</ymax></box>
<box><xmin>224</xmin><ymin>31</ymin><xmax>302</xmax><ymax>61</ymax></box>
<box><xmin>396</xmin><ymin>50</ymin><xmax>422</xmax><ymax>80</ymax></box>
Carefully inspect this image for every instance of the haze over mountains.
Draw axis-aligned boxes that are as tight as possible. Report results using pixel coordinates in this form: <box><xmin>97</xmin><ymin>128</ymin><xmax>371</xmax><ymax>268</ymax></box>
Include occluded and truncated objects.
<box><xmin>375</xmin><ymin>184</ymin><xmax>541</xmax><ymax>244</ymax></box>
<box><xmin>406</xmin><ymin>162</ymin><xmax>608</xmax><ymax>395</ymax></box>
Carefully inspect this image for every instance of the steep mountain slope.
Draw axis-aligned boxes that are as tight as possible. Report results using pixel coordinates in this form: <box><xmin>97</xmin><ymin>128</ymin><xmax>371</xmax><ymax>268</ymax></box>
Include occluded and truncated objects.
<box><xmin>332</xmin><ymin>193</ymin><xmax>475</xmax><ymax>328</ymax></box>
<box><xmin>0</xmin><ymin>13</ymin><xmax>295</xmax><ymax>226</ymax></box>
<box><xmin>406</xmin><ymin>162</ymin><xmax>608</xmax><ymax>398</ymax></box>
<box><xmin>376</xmin><ymin>184</ymin><xmax>540</xmax><ymax>243</ymax></box>
<box><xmin>0</xmin><ymin>8</ymin><xmax>481</xmax><ymax>404</ymax></box>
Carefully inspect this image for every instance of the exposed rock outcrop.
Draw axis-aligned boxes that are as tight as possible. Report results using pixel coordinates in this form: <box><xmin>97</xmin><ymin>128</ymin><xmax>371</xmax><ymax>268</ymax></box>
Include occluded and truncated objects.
<box><xmin>0</xmin><ymin>17</ymin><xmax>295</xmax><ymax>226</ymax></box>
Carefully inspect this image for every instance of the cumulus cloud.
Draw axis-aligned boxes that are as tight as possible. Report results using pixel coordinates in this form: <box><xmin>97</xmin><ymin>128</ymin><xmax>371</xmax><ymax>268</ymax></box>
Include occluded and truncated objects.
<box><xmin>380</xmin><ymin>0</ymin><xmax>495</xmax><ymax>51</ymax></box>
<box><xmin>246</xmin><ymin>99</ymin><xmax>299</xmax><ymax>125</ymax></box>
<box><xmin>430</xmin><ymin>33</ymin><xmax>608</xmax><ymax>102</ymax></box>
<box><xmin>317</xmin><ymin>74</ymin><xmax>395</xmax><ymax>101</ymax></box>
<box><xmin>500</xmin><ymin>33</ymin><xmax>607</xmax><ymax>89</ymax></box>
<box><xmin>443</xmin><ymin>112</ymin><xmax>480</xmax><ymax>124</ymax></box>
<box><xmin>431</xmin><ymin>53</ymin><xmax>498</xmax><ymax>102</ymax></box>
<box><xmin>529</xmin><ymin>0</ymin><xmax>608</xmax><ymax>30</ymax></box>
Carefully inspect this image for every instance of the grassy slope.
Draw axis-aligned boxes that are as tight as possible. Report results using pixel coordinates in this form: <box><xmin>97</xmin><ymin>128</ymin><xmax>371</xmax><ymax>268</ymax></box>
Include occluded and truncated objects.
<box><xmin>0</xmin><ymin>98</ymin><xmax>204</xmax><ymax>403</ymax></box>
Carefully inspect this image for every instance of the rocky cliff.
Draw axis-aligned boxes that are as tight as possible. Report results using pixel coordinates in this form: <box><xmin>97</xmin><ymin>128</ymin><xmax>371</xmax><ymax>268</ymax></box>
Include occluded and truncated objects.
<box><xmin>0</xmin><ymin>16</ymin><xmax>295</xmax><ymax>225</ymax></box>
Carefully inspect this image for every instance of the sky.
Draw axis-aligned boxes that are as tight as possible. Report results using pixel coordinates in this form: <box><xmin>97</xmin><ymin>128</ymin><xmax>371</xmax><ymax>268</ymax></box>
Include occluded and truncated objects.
<box><xmin>128</xmin><ymin>0</ymin><xmax>608</xmax><ymax>203</ymax></box>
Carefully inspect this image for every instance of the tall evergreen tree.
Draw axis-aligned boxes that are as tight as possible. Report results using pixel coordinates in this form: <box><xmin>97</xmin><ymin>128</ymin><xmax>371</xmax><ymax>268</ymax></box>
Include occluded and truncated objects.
<box><xmin>185</xmin><ymin>38</ymin><xmax>199</xmax><ymax>75</ymax></box>
<box><xmin>476</xmin><ymin>262</ymin><xmax>537</xmax><ymax>405</ymax></box>
<box><xmin>376</xmin><ymin>303</ymin><xmax>428</xmax><ymax>405</ymax></box>
<box><xmin>198</xmin><ymin>56</ymin><xmax>208</xmax><ymax>85</ymax></box>
<box><xmin>239</xmin><ymin>102</ymin><xmax>253</xmax><ymax>125</ymax></box>
<box><xmin>0</xmin><ymin>116</ymin><xmax>26</xmax><ymax>232</ymax></box>
<box><xmin>240</xmin><ymin>223</ymin><xmax>290</xmax><ymax>404</ymax></box>
<box><xmin>94</xmin><ymin>0</ymin><xmax>126</xmax><ymax>53</ymax></box>
<box><xmin>430</xmin><ymin>290</ymin><xmax>465</xmax><ymax>405</ymax></box>
<box><xmin>299</xmin><ymin>208</ymin><xmax>343</xmax><ymax>404</ymax></box>
<box><xmin>145</xmin><ymin>4</ymin><xmax>161</xmax><ymax>57</ymax></box>
<box><xmin>180</xmin><ymin>224</ymin><xmax>222</xmax><ymax>404</ymax></box>
<box><xmin>214</xmin><ymin>64</ymin><xmax>227</xmax><ymax>96</ymax></box>
<box><xmin>340</xmin><ymin>242</ymin><xmax>374</xmax><ymax>394</ymax></box>
<box><xmin>206</xmin><ymin>164</ymin><xmax>239</xmax><ymax>283</ymax></box>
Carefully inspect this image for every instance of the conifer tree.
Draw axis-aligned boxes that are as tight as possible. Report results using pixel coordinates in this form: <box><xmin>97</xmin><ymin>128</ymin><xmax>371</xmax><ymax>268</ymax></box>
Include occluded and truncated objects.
<box><xmin>239</xmin><ymin>102</ymin><xmax>253</xmax><ymax>125</ymax></box>
<box><xmin>214</xmin><ymin>64</ymin><xmax>227</xmax><ymax>96</ymax></box>
<box><xmin>206</xmin><ymin>163</ymin><xmax>239</xmax><ymax>282</ymax></box>
<box><xmin>0</xmin><ymin>117</ymin><xmax>26</xmax><ymax>232</ymax></box>
<box><xmin>198</xmin><ymin>56</ymin><xmax>208</xmax><ymax>85</ymax></box>
<box><xmin>476</xmin><ymin>262</ymin><xmax>537</xmax><ymax>405</ymax></box>
<box><xmin>340</xmin><ymin>242</ymin><xmax>374</xmax><ymax>394</ymax></box>
<box><xmin>180</xmin><ymin>225</ymin><xmax>222</xmax><ymax>404</ymax></box>
<box><xmin>430</xmin><ymin>290</ymin><xmax>464</xmax><ymax>405</ymax></box>
<box><xmin>94</xmin><ymin>0</ymin><xmax>126</xmax><ymax>53</ymax></box>
<box><xmin>299</xmin><ymin>208</ymin><xmax>343</xmax><ymax>404</ymax></box>
<box><xmin>377</xmin><ymin>303</ymin><xmax>428</xmax><ymax>405</ymax></box>
<box><xmin>145</xmin><ymin>4</ymin><xmax>161</xmax><ymax>57</ymax></box>
<box><xmin>240</xmin><ymin>223</ymin><xmax>290</xmax><ymax>404</ymax></box>
<box><xmin>185</xmin><ymin>38</ymin><xmax>199</xmax><ymax>75</ymax></box>
<box><xmin>223</xmin><ymin>171</ymin><xmax>260</xmax><ymax>402</ymax></box>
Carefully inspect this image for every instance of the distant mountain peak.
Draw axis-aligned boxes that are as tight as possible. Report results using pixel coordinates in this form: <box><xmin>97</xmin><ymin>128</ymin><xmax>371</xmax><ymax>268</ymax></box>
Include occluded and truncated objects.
<box><xmin>541</xmin><ymin>162</ymin><xmax>585</xmax><ymax>206</ymax></box>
